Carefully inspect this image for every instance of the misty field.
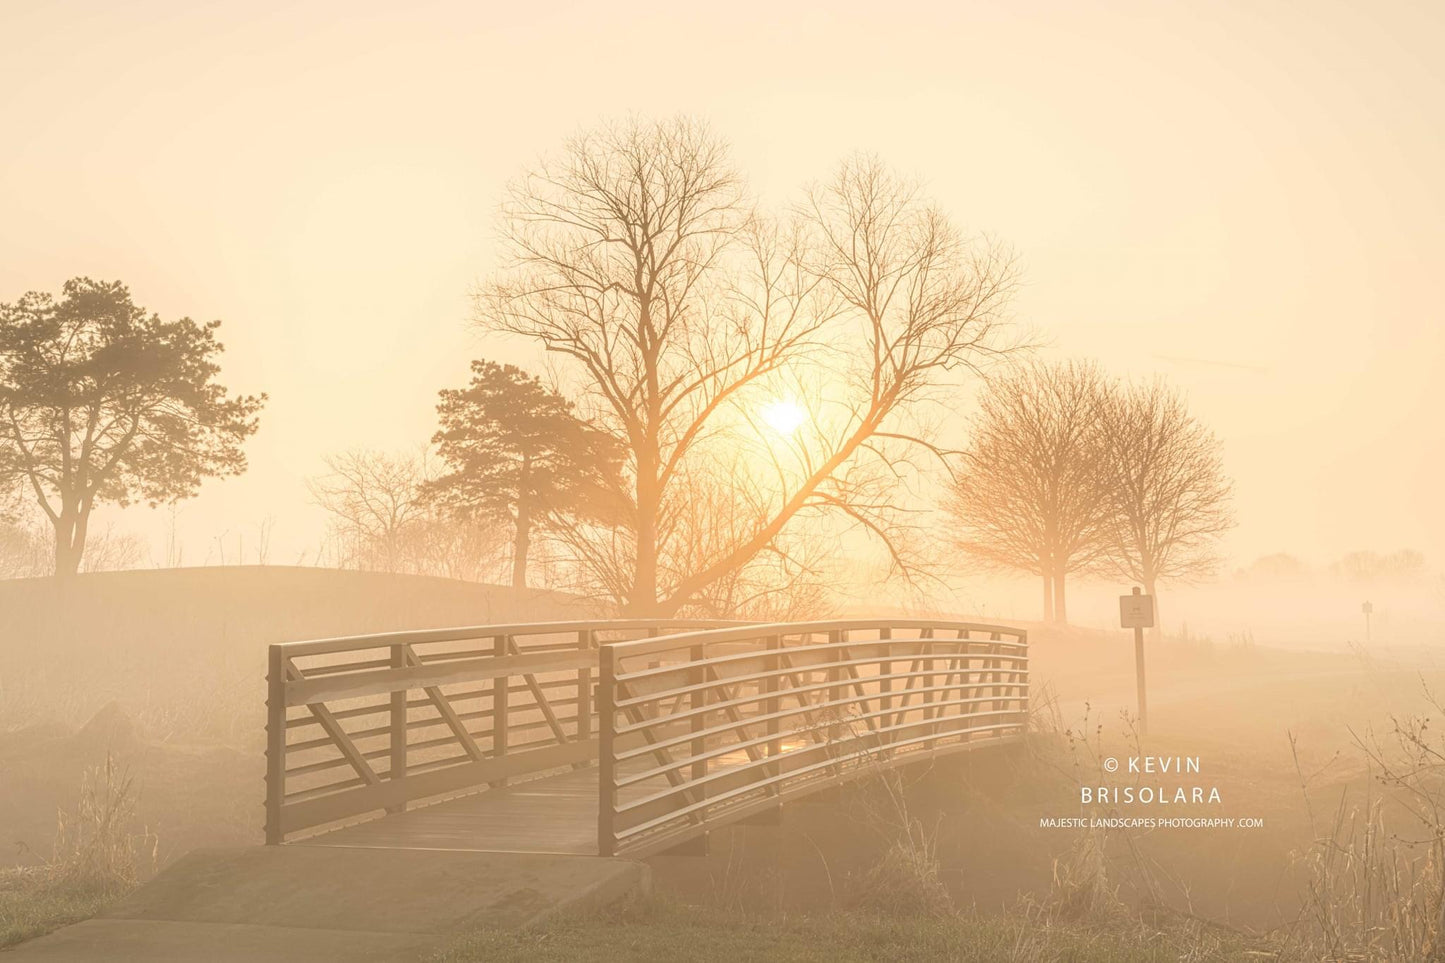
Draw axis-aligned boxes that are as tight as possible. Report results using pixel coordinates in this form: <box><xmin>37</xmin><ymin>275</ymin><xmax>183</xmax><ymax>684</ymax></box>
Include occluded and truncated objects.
<box><xmin>3</xmin><ymin>566</ymin><xmax>1443</xmax><ymax>958</ymax></box>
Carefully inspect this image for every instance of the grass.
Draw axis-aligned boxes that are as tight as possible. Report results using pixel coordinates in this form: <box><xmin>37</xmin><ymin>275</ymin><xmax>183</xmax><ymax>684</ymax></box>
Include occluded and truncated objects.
<box><xmin>430</xmin><ymin>900</ymin><xmax>1260</xmax><ymax>963</ymax></box>
<box><xmin>0</xmin><ymin>753</ymin><xmax>153</xmax><ymax>949</ymax></box>
<box><xmin>0</xmin><ymin>869</ymin><xmax>121</xmax><ymax>949</ymax></box>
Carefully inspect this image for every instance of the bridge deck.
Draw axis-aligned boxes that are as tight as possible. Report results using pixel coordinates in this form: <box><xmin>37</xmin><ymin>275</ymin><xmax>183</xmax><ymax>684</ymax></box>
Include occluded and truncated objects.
<box><xmin>297</xmin><ymin>768</ymin><xmax>607</xmax><ymax>855</ymax></box>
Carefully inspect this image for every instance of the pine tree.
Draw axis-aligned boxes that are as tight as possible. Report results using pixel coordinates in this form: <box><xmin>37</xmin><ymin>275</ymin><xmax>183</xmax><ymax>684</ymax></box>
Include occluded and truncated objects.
<box><xmin>425</xmin><ymin>361</ymin><xmax>624</xmax><ymax>588</ymax></box>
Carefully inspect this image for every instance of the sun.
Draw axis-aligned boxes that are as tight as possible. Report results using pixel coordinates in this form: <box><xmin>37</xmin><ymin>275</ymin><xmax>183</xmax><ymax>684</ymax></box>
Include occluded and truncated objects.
<box><xmin>761</xmin><ymin>398</ymin><xmax>808</xmax><ymax>436</ymax></box>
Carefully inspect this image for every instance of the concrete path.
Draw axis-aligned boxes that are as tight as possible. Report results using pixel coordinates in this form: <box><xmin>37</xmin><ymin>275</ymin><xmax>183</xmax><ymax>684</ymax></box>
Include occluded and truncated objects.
<box><xmin>6</xmin><ymin>846</ymin><xmax>650</xmax><ymax>961</ymax></box>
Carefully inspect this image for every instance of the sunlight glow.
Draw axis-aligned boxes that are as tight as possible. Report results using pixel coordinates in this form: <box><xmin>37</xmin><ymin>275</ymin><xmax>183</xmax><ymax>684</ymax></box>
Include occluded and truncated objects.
<box><xmin>761</xmin><ymin>398</ymin><xmax>808</xmax><ymax>436</ymax></box>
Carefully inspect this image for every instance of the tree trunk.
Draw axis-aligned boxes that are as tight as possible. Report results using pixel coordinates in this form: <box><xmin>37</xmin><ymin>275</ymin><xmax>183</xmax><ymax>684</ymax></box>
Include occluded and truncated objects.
<box><xmin>511</xmin><ymin>497</ymin><xmax>531</xmax><ymax>589</ymax></box>
<box><xmin>627</xmin><ymin>460</ymin><xmax>661</xmax><ymax>616</ymax></box>
<box><xmin>51</xmin><ymin>504</ymin><xmax>87</xmax><ymax>577</ymax></box>
<box><xmin>1053</xmin><ymin>566</ymin><xmax>1068</xmax><ymax>625</ymax></box>
<box><xmin>54</xmin><ymin>533</ymin><xmax>82</xmax><ymax>576</ymax></box>
<box><xmin>1041</xmin><ymin>569</ymin><xmax>1054</xmax><ymax>624</ymax></box>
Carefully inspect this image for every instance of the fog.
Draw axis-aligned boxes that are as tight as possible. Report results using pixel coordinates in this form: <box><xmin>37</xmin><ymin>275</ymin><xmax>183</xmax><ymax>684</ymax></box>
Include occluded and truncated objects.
<box><xmin>2</xmin><ymin>0</ymin><xmax>1443</xmax><ymax>578</ymax></box>
<box><xmin>3</xmin><ymin>4</ymin><xmax>1445</xmax><ymax>958</ymax></box>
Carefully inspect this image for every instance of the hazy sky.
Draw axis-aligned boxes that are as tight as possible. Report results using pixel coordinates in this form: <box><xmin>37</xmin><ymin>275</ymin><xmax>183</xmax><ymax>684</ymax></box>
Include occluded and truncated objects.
<box><xmin>2</xmin><ymin>0</ymin><xmax>1442</xmax><ymax>572</ymax></box>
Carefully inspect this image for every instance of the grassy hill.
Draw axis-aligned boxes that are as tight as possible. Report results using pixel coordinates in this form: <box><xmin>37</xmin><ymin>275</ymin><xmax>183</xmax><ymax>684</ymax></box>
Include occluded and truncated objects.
<box><xmin>0</xmin><ymin>566</ymin><xmax>599</xmax><ymax>739</ymax></box>
<box><xmin>0</xmin><ymin>566</ymin><xmax>601</xmax><ymax>874</ymax></box>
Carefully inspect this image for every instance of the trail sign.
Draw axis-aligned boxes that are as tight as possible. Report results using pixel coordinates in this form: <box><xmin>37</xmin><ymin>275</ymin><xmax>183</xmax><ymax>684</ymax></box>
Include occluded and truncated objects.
<box><xmin>1121</xmin><ymin>586</ymin><xmax>1153</xmax><ymax>737</ymax></box>
<box><xmin>1119</xmin><ymin>590</ymin><xmax>1155</xmax><ymax>629</ymax></box>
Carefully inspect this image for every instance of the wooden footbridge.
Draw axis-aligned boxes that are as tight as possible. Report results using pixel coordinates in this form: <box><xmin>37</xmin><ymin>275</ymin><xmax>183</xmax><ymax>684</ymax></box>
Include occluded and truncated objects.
<box><xmin>265</xmin><ymin>618</ymin><xmax>1029</xmax><ymax>859</ymax></box>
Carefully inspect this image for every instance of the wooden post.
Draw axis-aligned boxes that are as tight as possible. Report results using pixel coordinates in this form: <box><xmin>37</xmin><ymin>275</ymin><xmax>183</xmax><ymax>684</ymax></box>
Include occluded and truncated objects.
<box><xmin>689</xmin><ymin>643</ymin><xmax>707</xmax><ymax>811</ymax></box>
<box><xmin>264</xmin><ymin>645</ymin><xmax>286</xmax><ymax>845</ymax></box>
<box><xmin>681</xmin><ymin>639</ymin><xmax>713</xmax><ymax>857</ymax></box>
<box><xmin>827</xmin><ymin>630</ymin><xmax>843</xmax><ymax>707</ymax></box>
<box><xmin>765</xmin><ymin>634</ymin><xmax>781</xmax><ymax>792</ymax></box>
<box><xmin>1134</xmin><ymin>622</ymin><xmax>1148</xmax><ymax>737</ymax></box>
<box><xmin>1016</xmin><ymin>630</ymin><xmax>1030</xmax><ymax>726</ymax></box>
<box><xmin>576</xmin><ymin>630</ymin><xmax>593</xmax><ymax>752</ymax></box>
<box><xmin>596</xmin><ymin>645</ymin><xmax>617</xmax><ymax>856</ymax></box>
<box><xmin>989</xmin><ymin>633</ymin><xmax>1003</xmax><ymax>715</ymax></box>
<box><xmin>386</xmin><ymin>643</ymin><xmax>408</xmax><ymax>814</ymax></box>
<box><xmin>492</xmin><ymin>634</ymin><xmax>510</xmax><ymax>788</ymax></box>
<box><xmin>920</xmin><ymin>627</ymin><xmax>937</xmax><ymax>751</ymax></box>
<box><xmin>878</xmin><ymin>627</ymin><xmax>893</xmax><ymax>744</ymax></box>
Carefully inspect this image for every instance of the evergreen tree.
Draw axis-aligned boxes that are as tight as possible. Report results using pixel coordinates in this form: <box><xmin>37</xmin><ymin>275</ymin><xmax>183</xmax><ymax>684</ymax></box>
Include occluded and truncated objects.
<box><xmin>426</xmin><ymin>361</ymin><xmax>624</xmax><ymax>588</ymax></box>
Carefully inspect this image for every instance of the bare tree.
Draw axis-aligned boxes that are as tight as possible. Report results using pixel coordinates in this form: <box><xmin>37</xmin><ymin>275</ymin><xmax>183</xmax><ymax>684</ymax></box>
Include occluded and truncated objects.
<box><xmin>308</xmin><ymin>450</ymin><xmax>429</xmax><ymax>574</ymax></box>
<box><xmin>946</xmin><ymin>360</ymin><xmax>1112</xmax><ymax>623</ymax></box>
<box><xmin>1092</xmin><ymin>379</ymin><xmax>1234</xmax><ymax>636</ymax></box>
<box><xmin>0</xmin><ymin>483</ymin><xmax>50</xmax><ymax>577</ymax></box>
<box><xmin>655</xmin><ymin>458</ymin><xmax>832</xmax><ymax>620</ymax></box>
<box><xmin>309</xmin><ymin>448</ymin><xmax>510</xmax><ymax>581</ymax></box>
<box><xmin>476</xmin><ymin>117</ymin><xmax>1017</xmax><ymax>615</ymax></box>
<box><xmin>1331</xmin><ymin>548</ymin><xmax>1427</xmax><ymax>584</ymax></box>
<box><xmin>395</xmin><ymin>513</ymin><xmax>510</xmax><ymax>584</ymax></box>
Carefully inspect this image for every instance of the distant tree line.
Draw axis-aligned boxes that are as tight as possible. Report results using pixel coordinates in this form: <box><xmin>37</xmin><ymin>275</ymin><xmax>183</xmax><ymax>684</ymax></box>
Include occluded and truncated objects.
<box><xmin>1239</xmin><ymin>549</ymin><xmax>1428</xmax><ymax>584</ymax></box>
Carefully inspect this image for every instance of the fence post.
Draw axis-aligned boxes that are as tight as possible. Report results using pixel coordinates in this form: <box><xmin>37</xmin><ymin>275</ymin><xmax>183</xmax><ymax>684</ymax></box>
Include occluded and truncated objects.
<box><xmin>264</xmin><ymin>645</ymin><xmax>286</xmax><ymax>845</ymax></box>
<box><xmin>597</xmin><ymin>644</ymin><xmax>617</xmax><ymax>856</ymax></box>
<box><xmin>492</xmin><ymin>634</ymin><xmax>510</xmax><ymax>788</ymax></box>
<box><xmin>387</xmin><ymin>643</ymin><xmax>408</xmax><ymax>814</ymax></box>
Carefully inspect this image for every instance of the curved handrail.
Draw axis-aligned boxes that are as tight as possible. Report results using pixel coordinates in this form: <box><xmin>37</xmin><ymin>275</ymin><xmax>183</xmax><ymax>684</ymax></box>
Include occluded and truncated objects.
<box><xmin>264</xmin><ymin>618</ymin><xmax>734</xmax><ymax>843</ymax></box>
<box><xmin>595</xmin><ymin>619</ymin><xmax>1028</xmax><ymax>857</ymax></box>
<box><xmin>272</xmin><ymin>618</ymin><xmax>742</xmax><ymax>657</ymax></box>
<box><xmin>608</xmin><ymin>618</ymin><xmax>1027</xmax><ymax>659</ymax></box>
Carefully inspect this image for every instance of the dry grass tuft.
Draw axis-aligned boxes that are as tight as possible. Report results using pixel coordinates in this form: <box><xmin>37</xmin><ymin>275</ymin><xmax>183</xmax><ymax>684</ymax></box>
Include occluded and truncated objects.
<box><xmin>49</xmin><ymin>753</ymin><xmax>158</xmax><ymax>893</ymax></box>
<box><xmin>0</xmin><ymin>753</ymin><xmax>156</xmax><ymax>947</ymax></box>
<box><xmin>1281</xmin><ymin>686</ymin><xmax>1445</xmax><ymax>962</ymax></box>
<box><xmin>849</xmin><ymin>823</ymin><xmax>953</xmax><ymax>918</ymax></box>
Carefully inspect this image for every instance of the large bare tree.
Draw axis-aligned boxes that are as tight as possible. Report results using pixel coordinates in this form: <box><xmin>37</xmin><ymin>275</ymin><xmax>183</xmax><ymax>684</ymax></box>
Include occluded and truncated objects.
<box><xmin>947</xmin><ymin>360</ymin><xmax>1112</xmax><ymax>623</ymax></box>
<box><xmin>475</xmin><ymin>117</ymin><xmax>1017</xmax><ymax>615</ymax></box>
<box><xmin>1092</xmin><ymin>379</ymin><xmax>1234</xmax><ymax>636</ymax></box>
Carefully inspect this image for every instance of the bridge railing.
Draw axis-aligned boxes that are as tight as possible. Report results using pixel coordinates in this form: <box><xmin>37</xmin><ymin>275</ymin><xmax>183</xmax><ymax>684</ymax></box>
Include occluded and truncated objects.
<box><xmin>596</xmin><ymin>619</ymin><xmax>1029</xmax><ymax>858</ymax></box>
<box><xmin>264</xmin><ymin>619</ymin><xmax>726</xmax><ymax>843</ymax></box>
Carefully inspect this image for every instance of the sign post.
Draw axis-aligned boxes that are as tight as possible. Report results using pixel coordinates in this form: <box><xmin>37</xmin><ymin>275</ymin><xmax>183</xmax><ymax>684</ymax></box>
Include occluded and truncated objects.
<box><xmin>1119</xmin><ymin>586</ymin><xmax>1155</xmax><ymax>736</ymax></box>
